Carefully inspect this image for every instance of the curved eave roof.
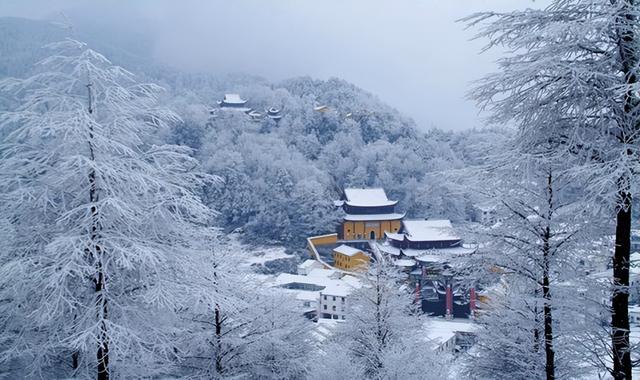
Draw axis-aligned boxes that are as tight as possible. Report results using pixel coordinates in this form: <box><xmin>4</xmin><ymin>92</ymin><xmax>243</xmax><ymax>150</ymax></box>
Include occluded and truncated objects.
<box><xmin>344</xmin><ymin>200</ymin><xmax>398</xmax><ymax>208</ymax></box>
<box><xmin>218</xmin><ymin>100</ymin><xmax>248</xmax><ymax>106</ymax></box>
<box><xmin>344</xmin><ymin>213</ymin><xmax>405</xmax><ymax>222</ymax></box>
<box><xmin>384</xmin><ymin>232</ymin><xmax>405</xmax><ymax>241</ymax></box>
<box><xmin>405</xmin><ymin>236</ymin><xmax>461</xmax><ymax>243</ymax></box>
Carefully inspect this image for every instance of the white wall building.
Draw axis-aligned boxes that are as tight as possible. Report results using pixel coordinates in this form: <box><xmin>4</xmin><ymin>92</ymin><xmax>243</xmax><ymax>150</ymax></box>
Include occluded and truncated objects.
<box><xmin>318</xmin><ymin>285</ymin><xmax>349</xmax><ymax>320</ymax></box>
<box><xmin>272</xmin><ymin>266</ymin><xmax>361</xmax><ymax>319</ymax></box>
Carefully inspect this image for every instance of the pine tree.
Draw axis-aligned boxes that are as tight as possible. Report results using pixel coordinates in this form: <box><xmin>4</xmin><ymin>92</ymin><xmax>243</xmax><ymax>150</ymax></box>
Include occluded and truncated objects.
<box><xmin>314</xmin><ymin>257</ymin><xmax>443</xmax><ymax>380</ymax></box>
<box><xmin>465</xmin><ymin>2</ymin><xmax>640</xmax><ymax>377</ymax></box>
<box><xmin>0</xmin><ymin>39</ymin><xmax>215</xmax><ymax>378</ymax></box>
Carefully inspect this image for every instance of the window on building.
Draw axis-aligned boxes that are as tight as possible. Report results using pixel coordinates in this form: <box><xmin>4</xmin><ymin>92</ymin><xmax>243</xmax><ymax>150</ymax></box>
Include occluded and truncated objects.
<box><xmin>323</xmin><ymin>305</ymin><xmax>327</xmax><ymax>310</ymax></box>
<box><xmin>333</xmin><ymin>296</ymin><xmax>336</xmax><ymax>301</ymax></box>
<box><xmin>324</xmin><ymin>295</ymin><xmax>327</xmax><ymax>300</ymax></box>
<box><xmin>341</xmin><ymin>316</ymin><xmax>346</xmax><ymax>320</ymax></box>
<box><xmin>342</xmin><ymin>297</ymin><xmax>345</xmax><ymax>302</ymax></box>
<box><xmin>332</xmin><ymin>305</ymin><xmax>336</xmax><ymax>311</ymax></box>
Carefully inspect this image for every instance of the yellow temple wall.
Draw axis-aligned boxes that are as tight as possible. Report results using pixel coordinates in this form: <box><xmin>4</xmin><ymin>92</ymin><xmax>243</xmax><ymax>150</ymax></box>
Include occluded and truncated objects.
<box><xmin>333</xmin><ymin>250</ymin><xmax>370</xmax><ymax>271</ymax></box>
<box><xmin>341</xmin><ymin>219</ymin><xmax>402</xmax><ymax>240</ymax></box>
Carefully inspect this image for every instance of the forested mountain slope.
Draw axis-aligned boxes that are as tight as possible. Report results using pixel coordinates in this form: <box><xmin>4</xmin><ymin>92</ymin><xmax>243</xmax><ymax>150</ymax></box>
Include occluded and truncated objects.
<box><xmin>0</xmin><ymin>16</ymin><xmax>505</xmax><ymax>249</ymax></box>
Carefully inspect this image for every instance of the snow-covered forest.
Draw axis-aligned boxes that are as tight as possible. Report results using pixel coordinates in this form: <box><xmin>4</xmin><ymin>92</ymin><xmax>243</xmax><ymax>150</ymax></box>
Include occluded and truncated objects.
<box><xmin>0</xmin><ymin>0</ymin><xmax>639</xmax><ymax>378</ymax></box>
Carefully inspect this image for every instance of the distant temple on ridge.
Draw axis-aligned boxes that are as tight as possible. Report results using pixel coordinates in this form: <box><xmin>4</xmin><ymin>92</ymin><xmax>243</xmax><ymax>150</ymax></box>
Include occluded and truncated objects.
<box><xmin>217</xmin><ymin>93</ymin><xmax>251</xmax><ymax>113</ymax></box>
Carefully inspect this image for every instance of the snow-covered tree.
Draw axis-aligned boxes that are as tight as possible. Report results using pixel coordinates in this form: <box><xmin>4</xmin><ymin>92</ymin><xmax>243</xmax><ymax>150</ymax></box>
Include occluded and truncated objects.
<box><xmin>178</xmin><ymin>246</ymin><xmax>311</xmax><ymax>379</ymax></box>
<box><xmin>463</xmin><ymin>151</ymin><xmax>609</xmax><ymax>379</ymax></box>
<box><xmin>311</xmin><ymin>257</ymin><xmax>443</xmax><ymax>380</ymax></box>
<box><xmin>0</xmin><ymin>39</ymin><xmax>215</xmax><ymax>378</ymax></box>
<box><xmin>465</xmin><ymin>1</ymin><xmax>640</xmax><ymax>377</ymax></box>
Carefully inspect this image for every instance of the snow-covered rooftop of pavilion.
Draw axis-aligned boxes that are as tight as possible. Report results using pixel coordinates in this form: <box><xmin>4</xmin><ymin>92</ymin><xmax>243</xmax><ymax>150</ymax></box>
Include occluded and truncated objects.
<box><xmin>376</xmin><ymin>242</ymin><xmax>476</xmax><ymax>261</ymax></box>
<box><xmin>423</xmin><ymin>318</ymin><xmax>478</xmax><ymax>348</ymax></box>
<box><xmin>394</xmin><ymin>259</ymin><xmax>416</xmax><ymax>267</ymax></box>
<box><xmin>333</xmin><ymin>244</ymin><xmax>365</xmax><ymax>257</ymax></box>
<box><xmin>343</xmin><ymin>188</ymin><xmax>398</xmax><ymax>207</ymax></box>
<box><xmin>402</xmin><ymin>219</ymin><xmax>460</xmax><ymax>242</ymax></box>
<box><xmin>219</xmin><ymin>93</ymin><xmax>247</xmax><ymax>104</ymax></box>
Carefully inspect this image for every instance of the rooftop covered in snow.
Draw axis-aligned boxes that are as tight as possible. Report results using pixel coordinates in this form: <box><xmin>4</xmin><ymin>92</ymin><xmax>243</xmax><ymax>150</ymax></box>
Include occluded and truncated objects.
<box><xmin>219</xmin><ymin>93</ymin><xmax>247</xmax><ymax>105</ymax></box>
<box><xmin>343</xmin><ymin>188</ymin><xmax>398</xmax><ymax>208</ymax></box>
<box><xmin>402</xmin><ymin>219</ymin><xmax>460</xmax><ymax>242</ymax></box>
<box><xmin>333</xmin><ymin>244</ymin><xmax>365</xmax><ymax>257</ymax></box>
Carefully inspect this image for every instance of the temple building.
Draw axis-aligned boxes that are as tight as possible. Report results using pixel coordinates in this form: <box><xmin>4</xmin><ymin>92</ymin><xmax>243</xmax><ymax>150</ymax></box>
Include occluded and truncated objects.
<box><xmin>385</xmin><ymin>219</ymin><xmax>465</xmax><ymax>251</ymax></box>
<box><xmin>335</xmin><ymin>188</ymin><xmax>404</xmax><ymax>241</ymax></box>
<box><xmin>377</xmin><ymin>219</ymin><xmax>477</xmax><ymax>319</ymax></box>
<box><xmin>332</xmin><ymin>245</ymin><xmax>370</xmax><ymax>271</ymax></box>
<box><xmin>266</xmin><ymin>107</ymin><xmax>283</xmax><ymax>121</ymax></box>
<box><xmin>248</xmin><ymin>110</ymin><xmax>263</xmax><ymax>121</ymax></box>
<box><xmin>217</xmin><ymin>93</ymin><xmax>251</xmax><ymax>113</ymax></box>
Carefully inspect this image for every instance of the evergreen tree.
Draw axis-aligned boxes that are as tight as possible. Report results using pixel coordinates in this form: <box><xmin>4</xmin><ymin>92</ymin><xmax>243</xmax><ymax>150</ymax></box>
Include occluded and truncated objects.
<box><xmin>466</xmin><ymin>1</ymin><xmax>640</xmax><ymax>377</ymax></box>
<box><xmin>0</xmin><ymin>39</ymin><xmax>215</xmax><ymax>378</ymax></box>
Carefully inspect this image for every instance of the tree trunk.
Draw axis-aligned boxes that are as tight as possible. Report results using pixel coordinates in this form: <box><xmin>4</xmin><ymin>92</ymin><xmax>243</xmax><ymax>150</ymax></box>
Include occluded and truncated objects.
<box><xmin>72</xmin><ymin>313</ymin><xmax>80</xmax><ymax>371</ymax></box>
<box><xmin>542</xmin><ymin>171</ymin><xmax>555</xmax><ymax>380</ymax></box>
<box><xmin>86</xmin><ymin>80</ymin><xmax>109</xmax><ymax>380</ymax></box>
<box><xmin>611</xmin><ymin>1</ymin><xmax>637</xmax><ymax>377</ymax></box>
<box><xmin>612</xmin><ymin>187</ymin><xmax>632</xmax><ymax>380</ymax></box>
<box><xmin>96</xmin><ymin>266</ymin><xmax>109</xmax><ymax>380</ymax></box>
<box><xmin>214</xmin><ymin>305</ymin><xmax>223</xmax><ymax>374</ymax></box>
<box><xmin>533</xmin><ymin>286</ymin><xmax>541</xmax><ymax>354</ymax></box>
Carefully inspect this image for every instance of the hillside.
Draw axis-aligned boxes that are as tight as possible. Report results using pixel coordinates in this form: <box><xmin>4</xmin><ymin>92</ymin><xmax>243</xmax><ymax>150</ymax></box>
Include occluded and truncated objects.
<box><xmin>0</xmin><ymin>17</ymin><xmax>502</xmax><ymax>250</ymax></box>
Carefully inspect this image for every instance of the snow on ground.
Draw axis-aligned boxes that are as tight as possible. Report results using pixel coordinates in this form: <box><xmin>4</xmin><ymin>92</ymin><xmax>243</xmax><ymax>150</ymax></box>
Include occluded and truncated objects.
<box><xmin>222</xmin><ymin>233</ymin><xmax>295</xmax><ymax>267</ymax></box>
<box><xmin>242</xmin><ymin>245</ymin><xmax>294</xmax><ymax>266</ymax></box>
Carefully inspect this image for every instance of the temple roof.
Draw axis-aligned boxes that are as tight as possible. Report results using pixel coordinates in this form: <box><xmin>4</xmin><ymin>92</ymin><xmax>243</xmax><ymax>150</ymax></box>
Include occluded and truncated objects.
<box><xmin>343</xmin><ymin>188</ymin><xmax>398</xmax><ymax>207</ymax></box>
<box><xmin>385</xmin><ymin>232</ymin><xmax>405</xmax><ymax>241</ymax></box>
<box><xmin>219</xmin><ymin>93</ymin><xmax>247</xmax><ymax>105</ymax></box>
<box><xmin>402</xmin><ymin>219</ymin><xmax>460</xmax><ymax>242</ymax></box>
<box><xmin>344</xmin><ymin>213</ymin><xmax>405</xmax><ymax>222</ymax></box>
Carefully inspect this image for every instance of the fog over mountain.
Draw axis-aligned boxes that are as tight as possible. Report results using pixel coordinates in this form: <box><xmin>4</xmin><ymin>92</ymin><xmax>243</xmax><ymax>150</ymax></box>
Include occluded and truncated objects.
<box><xmin>1</xmin><ymin>1</ymin><xmax>638</xmax><ymax>379</ymax></box>
<box><xmin>0</xmin><ymin>0</ymin><xmax>547</xmax><ymax>131</ymax></box>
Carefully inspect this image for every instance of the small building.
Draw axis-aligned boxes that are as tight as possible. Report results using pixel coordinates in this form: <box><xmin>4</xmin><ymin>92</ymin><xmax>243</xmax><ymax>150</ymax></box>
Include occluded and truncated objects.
<box><xmin>424</xmin><ymin>319</ymin><xmax>478</xmax><ymax>354</ymax></box>
<box><xmin>298</xmin><ymin>259</ymin><xmax>324</xmax><ymax>275</ymax></box>
<box><xmin>248</xmin><ymin>110</ymin><xmax>263</xmax><ymax>121</ymax></box>
<box><xmin>272</xmin><ymin>267</ymin><xmax>361</xmax><ymax>320</ymax></box>
<box><xmin>217</xmin><ymin>93</ymin><xmax>251</xmax><ymax>113</ymax></box>
<box><xmin>318</xmin><ymin>285</ymin><xmax>349</xmax><ymax>320</ymax></box>
<box><xmin>266</xmin><ymin>107</ymin><xmax>283</xmax><ymax>121</ymax></box>
<box><xmin>333</xmin><ymin>244</ymin><xmax>370</xmax><ymax>271</ymax></box>
<box><xmin>475</xmin><ymin>203</ymin><xmax>498</xmax><ymax>226</ymax></box>
<box><xmin>336</xmin><ymin>188</ymin><xmax>404</xmax><ymax>241</ymax></box>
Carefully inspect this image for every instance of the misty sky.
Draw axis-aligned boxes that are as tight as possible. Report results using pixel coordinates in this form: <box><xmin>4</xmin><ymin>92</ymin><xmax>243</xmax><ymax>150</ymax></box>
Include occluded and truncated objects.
<box><xmin>0</xmin><ymin>0</ymin><xmax>548</xmax><ymax>131</ymax></box>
